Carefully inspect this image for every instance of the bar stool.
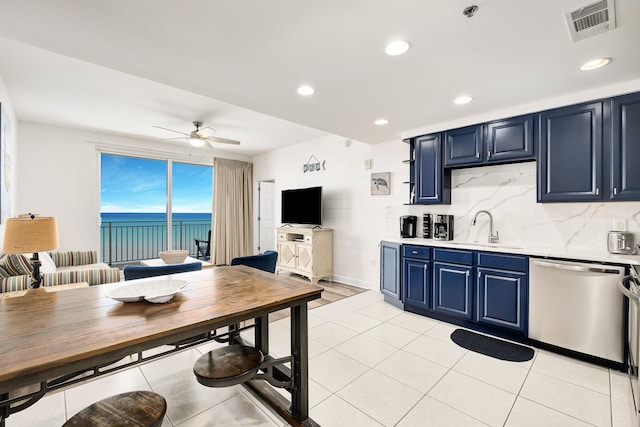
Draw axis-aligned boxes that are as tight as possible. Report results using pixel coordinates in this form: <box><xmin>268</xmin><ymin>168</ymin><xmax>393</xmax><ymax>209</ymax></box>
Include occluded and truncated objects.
<box><xmin>63</xmin><ymin>390</ymin><xmax>166</xmax><ymax>427</ymax></box>
<box><xmin>194</xmin><ymin>344</ymin><xmax>264</xmax><ymax>387</ymax></box>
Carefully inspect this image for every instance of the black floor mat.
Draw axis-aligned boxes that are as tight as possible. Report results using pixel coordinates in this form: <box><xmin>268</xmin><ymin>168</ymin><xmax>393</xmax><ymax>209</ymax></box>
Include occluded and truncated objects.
<box><xmin>450</xmin><ymin>329</ymin><xmax>534</xmax><ymax>362</ymax></box>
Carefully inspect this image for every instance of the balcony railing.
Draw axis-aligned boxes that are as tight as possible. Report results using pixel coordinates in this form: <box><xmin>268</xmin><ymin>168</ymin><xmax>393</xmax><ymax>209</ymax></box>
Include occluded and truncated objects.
<box><xmin>100</xmin><ymin>220</ymin><xmax>211</xmax><ymax>265</ymax></box>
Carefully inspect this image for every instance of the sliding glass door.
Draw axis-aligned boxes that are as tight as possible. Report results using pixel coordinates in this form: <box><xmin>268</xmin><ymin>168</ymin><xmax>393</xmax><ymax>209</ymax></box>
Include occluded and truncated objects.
<box><xmin>170</xmin><ymin>161</ymin><xmax>212</xmax><ymax>253</ymax></box>
<box><xmin>100</xmin><ymin>153</ymin><xmax>212</xmax><ymax>265</ymax></box>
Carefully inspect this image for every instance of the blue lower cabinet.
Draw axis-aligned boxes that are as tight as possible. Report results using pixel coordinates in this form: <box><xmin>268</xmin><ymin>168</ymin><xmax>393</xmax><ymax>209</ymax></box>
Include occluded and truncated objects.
<box><xmin>476</xmin><ymin>268</ymin><xmax>528</xmax><ymax>334</ymax></box>
<box><xmin>432</xmin><ymin>262</ymin><xmax>473</xmax><ymax>319</ymax></box>
<box><xmin>403</xmin><ymin>258</ymin><xmax>430</xmax><ymax>309</ymax></box>
<box><xmin>380</xmin><ymin>241</ymin><xmax>401</xmax><ymax>300</ymax></box>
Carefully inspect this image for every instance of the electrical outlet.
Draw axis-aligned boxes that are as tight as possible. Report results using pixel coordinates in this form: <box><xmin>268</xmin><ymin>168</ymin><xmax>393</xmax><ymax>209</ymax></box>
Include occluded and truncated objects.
<box><xmin>371</xmin><ymin>259</ymin><xmax>376</xmax><ymax>268</ymax></box>
<box><xmin>612</xmin><ymin>218</ymin><xmax>627</xmax><ymax>231</ymax></box>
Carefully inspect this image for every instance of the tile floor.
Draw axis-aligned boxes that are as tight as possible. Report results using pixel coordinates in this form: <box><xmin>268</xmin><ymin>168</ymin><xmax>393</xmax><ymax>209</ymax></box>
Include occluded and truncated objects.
<box><xmin>7</xmin><ymin>289</ymin><xmax>639</xmax><ymax>427</ymax></box>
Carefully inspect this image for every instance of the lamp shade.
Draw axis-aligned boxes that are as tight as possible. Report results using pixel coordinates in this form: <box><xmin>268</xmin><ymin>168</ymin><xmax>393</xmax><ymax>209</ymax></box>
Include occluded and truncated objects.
<box><xmin>3</xmin><ymin>215</ymin><xmax>59</xmax><ymax>254</ymax></box>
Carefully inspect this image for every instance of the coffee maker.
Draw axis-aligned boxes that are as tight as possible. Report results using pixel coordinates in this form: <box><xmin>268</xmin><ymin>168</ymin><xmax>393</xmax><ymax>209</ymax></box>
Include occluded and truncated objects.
<box><xmin>400</xmin><ymin>215</ymin><xmax>417</xmax><ymax>238</ymax></box>
<box><xmin>433</xmin><ymin>214</ymin><xmax>454</xmax><ymax>240</ymax></box>
<box><xmin>423</xmin><ymin>213</ymin><xmax>432</xmax><ymax>238</ymax></box>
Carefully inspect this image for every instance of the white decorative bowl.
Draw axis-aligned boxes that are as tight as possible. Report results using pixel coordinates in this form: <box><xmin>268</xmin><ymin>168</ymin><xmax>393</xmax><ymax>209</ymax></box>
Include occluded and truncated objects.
<box><xmin>159</xmin><ymin>250</ymin><xmax>188</xmax><ymax>264</ymax></box>
<box><xmin>106</xmin><ymin>279</ymin><xmax>188</xmax><ymax>303</ymax></box>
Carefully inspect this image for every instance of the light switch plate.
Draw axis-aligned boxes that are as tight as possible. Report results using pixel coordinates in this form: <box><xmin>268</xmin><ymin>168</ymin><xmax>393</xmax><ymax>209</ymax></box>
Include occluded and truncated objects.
<box><xmin>613</xmin><ymin>218</ymin><xmax>627</xmax><ymax>231</ymax></box>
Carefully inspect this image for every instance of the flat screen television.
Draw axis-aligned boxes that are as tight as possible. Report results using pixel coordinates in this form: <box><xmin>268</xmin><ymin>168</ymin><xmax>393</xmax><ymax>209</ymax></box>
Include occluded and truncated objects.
<box><xmin>281</xmin><ymin>186</ymin><xmax>322</xmax><ymax>226</ymax></box>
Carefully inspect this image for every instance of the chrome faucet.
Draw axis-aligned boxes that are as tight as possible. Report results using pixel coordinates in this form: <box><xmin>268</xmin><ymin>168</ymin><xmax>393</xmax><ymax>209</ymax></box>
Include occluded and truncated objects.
<box><xmin>472</xmin><ymin>210</ymin><xmax>499</xmax><ymax>243</ymax></box>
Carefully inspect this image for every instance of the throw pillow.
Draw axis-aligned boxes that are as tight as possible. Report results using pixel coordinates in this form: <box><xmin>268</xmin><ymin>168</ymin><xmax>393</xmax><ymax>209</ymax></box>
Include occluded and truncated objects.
<box><xmin>0</xmin><ymin>265</ymin><xmax>11</xmax><ymax>278</ymax></box>
<box><xmin>36</xmin><ymin>252</ymin><xmax>57</xmax><ymax>273</ymax></box>
<box><xmin>0</xmin><ymin>254</ymin><xmax>34</xmax><ymax>276</ymax></box>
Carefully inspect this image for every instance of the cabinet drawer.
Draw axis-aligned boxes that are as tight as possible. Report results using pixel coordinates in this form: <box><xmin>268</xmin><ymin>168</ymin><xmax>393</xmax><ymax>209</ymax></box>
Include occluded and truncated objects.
<box><xmin>277</xmin><ymin>233</ymin><xmax>287</xmax><ymax>241</ymax></box>
<box><xmin>303</xmin><ymin>235</ymin><xmax>313</xmax><ymax>243</ymax></box>
<box><xmin>433</xmin><ymin>248</ymin><xmax>473</xmax><ymax>265</ymax></box>
<box><xmin>477</xmin><ymin>252</ymin><xmax>528</xmax><ymax>272</ymax></box>
<box><xmin>403</xmin><ymin>245</ymin><xmax>431</xmax><ymax>259</ymax></box>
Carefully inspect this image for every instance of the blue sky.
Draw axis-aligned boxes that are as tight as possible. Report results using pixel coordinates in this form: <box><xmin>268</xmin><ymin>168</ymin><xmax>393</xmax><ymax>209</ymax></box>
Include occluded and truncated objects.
<box><xmin>100</xmin><ymin>154</ymin><xmax>213</xmax><ymax>213</ymax></box>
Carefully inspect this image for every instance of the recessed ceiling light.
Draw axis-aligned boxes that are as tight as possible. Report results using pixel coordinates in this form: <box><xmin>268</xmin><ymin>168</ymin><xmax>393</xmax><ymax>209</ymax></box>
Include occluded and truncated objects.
<box><xmin>385</xmin><ymin>40</ymin><xmax>410</xmax><ymax>56</ymax></box>
<box><xmin>579</xmin><ymin>58</ymin><xmax>612</xmax><ymax>71</ymax></box>
<box><xmin>374</xmin><ymin>119</ymin><xmax>389</xmax><ymax>126</ymax></box>
<box><xmin>454</xmin><ymin>95</ymin><xmax>473</xmax><ymax>105</ymax></box>
<box><xmin>297</xmin><ymin>86</ymin><xmax>315</xmax><ymax>96</ymax></box>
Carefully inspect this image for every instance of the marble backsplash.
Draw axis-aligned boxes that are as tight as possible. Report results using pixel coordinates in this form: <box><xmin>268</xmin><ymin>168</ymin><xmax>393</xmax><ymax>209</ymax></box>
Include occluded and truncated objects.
<box><xmin>386</xmin><ymin>161</ymin><xmax>640</xmax><ymax>253</ymax></box>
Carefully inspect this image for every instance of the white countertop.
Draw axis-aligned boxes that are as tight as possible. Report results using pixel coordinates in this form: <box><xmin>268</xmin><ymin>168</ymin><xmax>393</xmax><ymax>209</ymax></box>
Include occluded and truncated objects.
<box><xmin>385</xmin><ymin>237</ymin><xmax>640</xmax><ymax>266</ymax></box>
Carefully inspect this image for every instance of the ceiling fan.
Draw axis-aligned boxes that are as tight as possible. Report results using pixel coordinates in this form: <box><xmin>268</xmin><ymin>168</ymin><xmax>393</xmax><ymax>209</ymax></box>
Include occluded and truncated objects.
<box><xmin>153</xmin><ymin>121</ymin><xmax>240</xmax><ymax>147</ymax></box>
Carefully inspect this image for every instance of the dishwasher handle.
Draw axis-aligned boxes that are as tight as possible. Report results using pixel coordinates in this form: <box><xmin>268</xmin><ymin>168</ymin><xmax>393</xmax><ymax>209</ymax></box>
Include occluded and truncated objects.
<box><xmin>618</xmin><ymin>275</ymin><xmax>640</xmax><ymax>304</ymax></box>
<box><xmin>532</xmin><ymin>260</ymin><xmax>622</xmax><ymax>275</ymax></box>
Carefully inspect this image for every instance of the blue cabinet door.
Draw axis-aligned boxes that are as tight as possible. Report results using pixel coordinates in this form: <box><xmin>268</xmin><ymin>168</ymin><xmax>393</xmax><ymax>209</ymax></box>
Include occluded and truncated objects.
<box><xmin>403</xmin><ymin>258</ymin><xmax>430</xmax><ymax>309</ymax></box>
<box><xmin>476</xmin><ymin>268</ymin><xmax>528</xmax><ymax>334</ymax></box>
<box><xmin>433</xmin><ymin>262</ymin><xmax>473</xmax><ymax>319</ymax></box>
<box><xmin>611</xmin><ymin>92</ymin><xmax>640</xmax><ymax>201</ymax></box>
<box><xmin>380</xmin><ymin>241</ymin><xmax>401</xmax><ymax>300</ymax></box>
<box><xmin>485</xmin><ymin>114</ymin><xmax>536</xmax><ymax>164</ymax></box>
<box><xmin>443</xmin><ymin>125</ymin><xmax>484</xmax><ymax>167</ymax></box>
<box><xmin>414</xmin><ymin>134</ymin><xmax>450</xmax><ymax>204</ymax></box>
<box><xmin>537</xmin><ymin>101</ymin><xmax>603</xmax><ymax>202</ymax></box>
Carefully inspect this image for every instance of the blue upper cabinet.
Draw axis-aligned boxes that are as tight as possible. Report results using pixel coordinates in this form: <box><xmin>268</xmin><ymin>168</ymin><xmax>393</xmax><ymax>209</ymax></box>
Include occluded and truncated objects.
<box><xmin>444</xmin><ymin>115</ymin><xmax>535</xmax><ymax>168</ymax></box>
<box><xmin>443</xmin><ymin>125</ymin><xmax>484</xmax><ymax>167</ymax></box>
<box><xmin>537</xmin><ymin>101</ymin><xmax>604</xmax><ymax>202</ymax></box>
<box><xmin>611</xmin><ymin>92</ymin><xmax>640</xmax><ymax>201</ymax></box>
<box><xmin>414</xmin><ymin>134</ymin><xmax>451</xmax><ymax>204</ymax></box>
<box><xmin>485</xmin><ymin>114</ymin><xmax>536</xmax><ymax>164</ymax></box>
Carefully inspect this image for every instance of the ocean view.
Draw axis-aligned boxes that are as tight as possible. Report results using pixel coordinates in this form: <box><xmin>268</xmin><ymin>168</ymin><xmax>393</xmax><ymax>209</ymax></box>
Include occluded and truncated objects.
<box><xmin>101</xmin><ymin>212</ymin><xmax>211</xmax><ymax>224</ymax></box>
<box><xmin>100</xmin><ymin>212</ymin><xmax>212</xmax><ymax>263</ymax></box>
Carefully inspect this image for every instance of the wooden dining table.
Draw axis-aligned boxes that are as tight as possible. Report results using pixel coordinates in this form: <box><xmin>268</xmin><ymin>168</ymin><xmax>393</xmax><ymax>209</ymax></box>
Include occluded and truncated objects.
<box><xmin>0</xmin><ymin>265</ymin><xmax>323</xmax><ymax>427</ymax></box>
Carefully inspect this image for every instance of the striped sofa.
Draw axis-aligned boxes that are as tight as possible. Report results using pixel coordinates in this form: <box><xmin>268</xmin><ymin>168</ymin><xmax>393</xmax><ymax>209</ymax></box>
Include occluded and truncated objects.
<box><xmin>0</xmin><ymin>250</ymin><xmax>121</xmax><ymax>293</ymax></box>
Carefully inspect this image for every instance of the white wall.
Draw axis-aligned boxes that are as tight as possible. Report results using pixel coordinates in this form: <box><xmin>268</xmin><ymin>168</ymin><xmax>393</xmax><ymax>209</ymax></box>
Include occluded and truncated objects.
<box><xmin>252</xmin><ymin>135</ymin><xmax>408</xmax><ymax>289</ymax></box>
<box><xmin>16</xmin><ymin>121</ymin><xmax>249</xmax><ymax>252</ymax></box>
<box><xmin>0</xmin><ymin>76</ymin><xmax>18</xmax><ymax>246</ymax></box>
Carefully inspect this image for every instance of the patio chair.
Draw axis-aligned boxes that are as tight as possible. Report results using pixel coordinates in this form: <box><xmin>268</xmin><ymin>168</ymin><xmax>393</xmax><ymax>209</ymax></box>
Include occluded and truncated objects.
<box><xmin>194</xmin><ymin>230</ymin><xmax>211</xmax><ymax>260</ymax></box>
<box><xmin>230</xmin><ymin>250</ymin><xmax>278</xmax><ymax>273</ymax></box>
<box><xmin>123</xmin><ymin>262</ymin><xmax>202</xmax><ymax>280</ymax></box>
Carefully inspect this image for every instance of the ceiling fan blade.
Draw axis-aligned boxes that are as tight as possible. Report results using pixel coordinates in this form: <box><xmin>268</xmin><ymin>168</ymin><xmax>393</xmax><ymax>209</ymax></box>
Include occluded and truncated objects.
<box><xmin>205</xmin><ymin>136</ymin><xmax>241</xmax><ymax>146</ymax></box>
<box><xmin>161</xmin><ymin>137</ymin><xmax>189</xmax><ymax>141</ymax></box>
<box><xmin>199</xmin><ymin>126</ymin><xmax>216</xmax><ymax>133</ymax></box>
<box><xmin>153</xmin><ymin>125</ymin><xmax>190</xmax><ymax>136</ymax></box>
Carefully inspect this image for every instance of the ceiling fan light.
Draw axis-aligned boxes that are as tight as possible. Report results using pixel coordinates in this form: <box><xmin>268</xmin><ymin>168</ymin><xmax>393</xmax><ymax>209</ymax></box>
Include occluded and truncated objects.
<box><xmin>189</xmin><ymin>137</ymin><xmax>205</xmax><ymax>147</ymax></box>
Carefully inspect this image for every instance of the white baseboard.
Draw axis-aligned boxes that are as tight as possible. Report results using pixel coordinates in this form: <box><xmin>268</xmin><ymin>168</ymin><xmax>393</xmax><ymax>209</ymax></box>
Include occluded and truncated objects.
<box><xmin>328</xmin><ymin>274</ymin><xmax>376</xmax><ymax>290</ymax></box>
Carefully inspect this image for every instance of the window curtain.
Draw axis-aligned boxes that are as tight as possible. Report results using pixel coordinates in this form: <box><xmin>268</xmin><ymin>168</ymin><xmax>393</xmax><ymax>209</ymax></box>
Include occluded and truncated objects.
<box><xmin>212</xmin><ymin>158</ymin><xmax>253</xmax><ymax>265</ymax></box>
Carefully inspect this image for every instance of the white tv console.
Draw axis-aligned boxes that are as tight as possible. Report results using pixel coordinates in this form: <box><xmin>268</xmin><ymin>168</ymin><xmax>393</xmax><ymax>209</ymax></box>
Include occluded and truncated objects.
<box><xmin>276</xmin><ymin>226</ymin><xmax>332</xmax><ymax>285</ymax></box>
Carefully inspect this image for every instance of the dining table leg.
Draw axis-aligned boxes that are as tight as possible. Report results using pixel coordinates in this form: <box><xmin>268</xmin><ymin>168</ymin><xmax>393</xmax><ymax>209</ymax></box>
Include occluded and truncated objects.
<box><xmin>254</xmin><ymin>315</ymin><xmax>269</xmax><ymax>355</ymax></box>
<box><xmin>0</xmin><ymin>392</ymin><xmax>7</xmax><ymax>427</ymax></box>
<box><xmin>290</xmin><ymin>302</ymin><xmax>309</xmax><ymax>420</ymax></box>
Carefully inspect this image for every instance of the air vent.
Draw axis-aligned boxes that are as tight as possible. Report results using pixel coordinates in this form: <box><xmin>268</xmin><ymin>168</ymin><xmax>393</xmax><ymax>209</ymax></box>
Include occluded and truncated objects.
<box><xmin>565</xmin><ymin>0</ymin><xmax>616</xmax><ymax>42</ymax></box>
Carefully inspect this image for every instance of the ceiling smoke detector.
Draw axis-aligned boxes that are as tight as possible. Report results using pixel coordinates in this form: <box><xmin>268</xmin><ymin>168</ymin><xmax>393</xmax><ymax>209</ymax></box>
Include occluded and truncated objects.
<box><xmin>565</xmin><ymin>0</ymin><xmax>616</xmax><ymax>42</ymax></box>
<box><xmin>463</xmin><ymin>5</ymin><xmax>479</xmax><ymax>18</ymax></box>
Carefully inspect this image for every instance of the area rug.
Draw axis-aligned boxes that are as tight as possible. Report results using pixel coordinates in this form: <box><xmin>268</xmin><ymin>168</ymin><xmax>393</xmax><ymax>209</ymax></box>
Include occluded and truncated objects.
<box><xmin>450</xmin><ymin>329</ymin><xmax>534</xmax><ymax>362</ymax></box>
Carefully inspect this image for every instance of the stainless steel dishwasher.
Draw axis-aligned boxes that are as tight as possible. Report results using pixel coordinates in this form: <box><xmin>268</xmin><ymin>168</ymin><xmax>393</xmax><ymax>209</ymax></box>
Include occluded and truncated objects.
<box><xmin>529</xmin><ymin>257</ymin><xmax>626</xmax><ymax>363</ymax></box>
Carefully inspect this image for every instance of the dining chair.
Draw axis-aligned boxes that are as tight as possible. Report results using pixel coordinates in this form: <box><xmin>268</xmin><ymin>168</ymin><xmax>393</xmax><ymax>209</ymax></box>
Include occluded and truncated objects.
<box><xmin>194</xmin><ymin>230</ymin><xmax>211</xmax><ymax>260</ymax></box>
<box><xmin>123</xmin><ymin>262</ymin><xmax>202</xmax><ymax>280</ymax></box>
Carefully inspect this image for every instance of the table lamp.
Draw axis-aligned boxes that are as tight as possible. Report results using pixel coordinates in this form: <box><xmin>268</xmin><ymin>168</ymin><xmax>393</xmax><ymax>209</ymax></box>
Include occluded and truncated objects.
<box><xmin>3</xmin><ymin>214</ymin><xmax>59</xmax><ymax>288</ymax></box>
